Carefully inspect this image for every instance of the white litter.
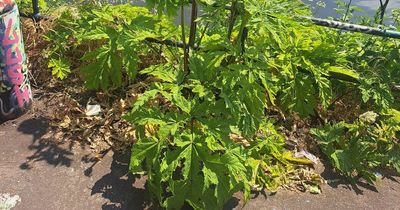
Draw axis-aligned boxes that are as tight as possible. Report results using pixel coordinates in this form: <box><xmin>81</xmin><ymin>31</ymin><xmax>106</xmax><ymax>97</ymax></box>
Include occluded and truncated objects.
<box><xmin>0</xmin><ymin>193</ymin><xmax>21</xmax><ymax>210</ymax></box>
<box><xmin>85</xmin><ymin>104</ymin><xmax>101</xmax><ymax>116</ymax></box>
<box><xmin>374</xmin><ymin>171</ymin><xmax>383</xmax><ymax>179</ymax></box>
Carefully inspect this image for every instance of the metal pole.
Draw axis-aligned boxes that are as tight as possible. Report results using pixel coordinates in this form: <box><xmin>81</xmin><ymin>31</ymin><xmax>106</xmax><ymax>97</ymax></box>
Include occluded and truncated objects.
<box><xmin>298</xmin><ymin>16</ymin><xmax>400</xmax><ymax>39</ymax></box>
<box><xmin>31</xmin><ymin>0</ymin><xmax>43</xmax><ymax>21</ymax></box>
<box><xmin>19</xmin><ymin>0</ymin><xmax>44</xmax><ymax>21</ymax></box>
<box><xmin>32</xmin><ymin>0</ymin><xmax>39</xmax><ymax>15</ymax></box>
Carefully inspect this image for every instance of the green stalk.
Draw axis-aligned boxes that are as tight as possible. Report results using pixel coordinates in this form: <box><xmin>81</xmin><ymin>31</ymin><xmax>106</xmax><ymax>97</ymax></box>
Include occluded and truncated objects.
<box><xmin>342</xmin><ymin>0</ymin><xmax>353</xmax><ymax>22</ymax></box>
<box><xmin>196</xmin><ymin>22</ymin><xmax>210</xmax><ymax>46</ymax></box>
<box><xmin>189</xmin><ymin>0</ymin><xmax>198</xmax><ymax>49</ymax></box>
<box><xmin>180</xmin><ymin>2</ymin><xmax>189</xmax><ymax>74</ymax></box>
<box><xmin>336</xmin><ymin>0</ymin><xmax>353</xmax><ymax>41</ymax></box>
<box><xmin>227</xmin><ymin>0</ymin><xmax>238</xmax><ymax>40</ymax></box>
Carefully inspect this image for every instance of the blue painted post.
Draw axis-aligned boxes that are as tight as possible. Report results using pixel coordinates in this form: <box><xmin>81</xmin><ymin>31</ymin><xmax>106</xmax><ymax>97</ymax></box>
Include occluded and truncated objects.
<box><xmin>0</xmin><ymin>2</ymin><xmax>33</xmax><ymax>121</ymax></box>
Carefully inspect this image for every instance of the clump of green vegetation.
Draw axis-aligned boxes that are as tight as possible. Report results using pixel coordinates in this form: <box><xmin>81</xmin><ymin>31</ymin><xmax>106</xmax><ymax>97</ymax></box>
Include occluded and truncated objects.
<box><xmin>35</xmin><ymin>0</ymin><xmax>400</xmax><ymax>209</ymax></box>
<box><xmin>45</xmin><ymin>4</ymin><xmax>177</xmax><ymax>90</ymax></box>
<box><xmin>311</xmin><ymin>110</ymin><xmax>400</xmax><ymax>183</ymax></box>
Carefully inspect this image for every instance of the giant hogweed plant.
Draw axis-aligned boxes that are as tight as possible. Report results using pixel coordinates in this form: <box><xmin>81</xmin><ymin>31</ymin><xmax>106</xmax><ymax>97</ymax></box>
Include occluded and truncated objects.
<box><xmin>247</xmin><ymin>0</ymin><xmax>400</xmax><ymax>117</ymax></box>
<box><xmin>43</xmin><ymin>0</ymin><xmax>400</xmax><ymax>208</ymax></box>
<box><xmin>255</xmin><ymin>13</ymin><xmax>399</xmax><ymax>117</ymax></box>
<box><xmin>311</xmin><ymin>110</ymin><xmax>400</xmax><ymax>183</ymax></box>
<box><xmin>124</xmin><ymin>0</ymin><xmax>315</xmax><ymax>209</ymax></box>
<box><xmin>45</xmin><ymin>0</ymin><xmax>400</xmax><ymax>114</ymax></box>
<box><xmin>124</xmin><ymin>2</ymin><xmax>400</xmax><ymax>208</ymax></box>
<box><xmin>45</xmin><ymin>4</ymin><xmax>177</xmax><ymax>90</ymax></box>
<box><xmin>125</xmin><ymin>52</ymin><xmax>313</xmax><ymax>209</ymax></box>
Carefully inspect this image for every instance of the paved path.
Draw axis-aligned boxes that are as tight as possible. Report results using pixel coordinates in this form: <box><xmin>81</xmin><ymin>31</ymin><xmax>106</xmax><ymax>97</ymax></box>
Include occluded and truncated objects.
<box><xmin>0</xmin><ymin>113</ymin><xmax>152</xmax><ymax>210</ymax></box>
<box><xmin>1</xmin><ymin>112</ymin><xmax>400</xmax><ymax>210</ymax></box>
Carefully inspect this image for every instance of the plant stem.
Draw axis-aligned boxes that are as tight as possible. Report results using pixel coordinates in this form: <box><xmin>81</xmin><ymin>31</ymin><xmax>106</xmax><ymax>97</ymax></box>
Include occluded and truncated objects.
<box><xmin>342</xmin><ymin>0</ymin><xmax>353</xmax><ymax>22</ymax></box>
<box><xmin>189</xmin><ymin>0</ymin><xmax>198</xmax><ymax>49</ymax></box>
<box><xmin>180</xmin><ymin>2</ymin><xmax>189</xmax><ymax>74</ymax></box>
<box><xmin>196</xmin><ymin>22</ymin><xmax>210</xmax><ymax>46</ymax></box>
<box><xmin>336</xmin><ymin>0</ymin><xmax>353</xmax><ymax>41</ymax></box>
<box><xmin>227</xmin><ymin>0</ymin><xmax>238</xmax><ymax>40</ymax></box>
<box><xmin>377</xmin><ymin>0</ymin><xmax>390</xmax><ymax>25</ymax></box>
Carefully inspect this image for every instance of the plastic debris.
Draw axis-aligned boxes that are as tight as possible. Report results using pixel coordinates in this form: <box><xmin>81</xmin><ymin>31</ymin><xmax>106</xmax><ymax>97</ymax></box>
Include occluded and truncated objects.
<box><xmin>374</xmin><ymin>171</ymin><xmax>383</xmax><ymax>179</ymax></box>
<box><xmin>85</xmin><ymin>104</ymin><xmax>101</xmax><ymax>116</ymax></box>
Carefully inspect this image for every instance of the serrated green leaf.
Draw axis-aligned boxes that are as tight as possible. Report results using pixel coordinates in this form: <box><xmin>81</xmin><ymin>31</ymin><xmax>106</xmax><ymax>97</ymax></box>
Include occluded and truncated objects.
<box><xmin>171</xmin><ymin>87</ymin><xmax>192</xmax><ymax>114</ymax></box>
<box><xmin>48</xmin><ymin>58</ymin><xmax>71</xmax><ymax>80</ymax></box>
<box><xmin>130</xmin><ymin>137</ymin><xmax>160</xmax><ymax>173</ymax></box>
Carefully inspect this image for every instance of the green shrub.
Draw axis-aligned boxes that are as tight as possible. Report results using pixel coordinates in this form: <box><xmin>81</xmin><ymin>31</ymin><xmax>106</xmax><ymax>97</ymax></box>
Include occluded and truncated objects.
<box><xmin>123</xmin><ymin>0</ymin><xmax>315</xmax><ymax>208</ymax></box>
<box><xmin>41</xmin><ymin>0</ymin><xmax>400</xmax><ymax>208</ymax></box>
<box><xmin>45</xmin><ymin>4</ymin><xmax>177</xmax><ymax>90</ymax></box>
<box><xmin>311</xmin><ymin>110</ymin><xmax>400</xmax><ymax>183</ymax></box>
<box><xmin>124</xmin><ymin>64</ymin><xmax>312</xmax><ymax>207</ymax></box>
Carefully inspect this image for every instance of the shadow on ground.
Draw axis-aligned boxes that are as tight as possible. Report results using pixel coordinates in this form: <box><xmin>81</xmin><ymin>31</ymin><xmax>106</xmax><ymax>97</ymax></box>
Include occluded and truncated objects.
<box><xmin>319</xmin><ymin>159</ymin><xmax>400</xmax><ymax>195</ymax></box>
<box><xmin>17</xmin><ymin>117</ymin><xmax>74</xmax><ymax>170</ymax></box>
<box><xmin>86</xmin><ymin>150</ymin><xmax>244</xmax><ymax>210</ymax></box>
<box><xmin>9</xmin><ymin>115</ymin><xmax>399</xmax><ymax>209</ymax></box>
<box><xmin>90</xmin><ymin>151</ymin><xmax>159</xmax><ymax>210</ymax></box>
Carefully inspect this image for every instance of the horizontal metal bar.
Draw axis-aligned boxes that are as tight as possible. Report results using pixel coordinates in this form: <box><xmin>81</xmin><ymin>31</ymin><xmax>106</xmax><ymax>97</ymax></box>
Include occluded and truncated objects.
<box><xmin>298</xmin><ymin>16</ymin><xmax>400</xmax><ymax>39</ymax></box>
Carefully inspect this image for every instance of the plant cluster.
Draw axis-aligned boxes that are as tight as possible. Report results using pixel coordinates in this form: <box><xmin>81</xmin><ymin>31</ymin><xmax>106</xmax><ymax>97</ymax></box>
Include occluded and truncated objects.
<box><xmin>37</xmin><ymin>0</ymin><xmax>400</xmax><ymax>209</ymax></box>
<box><xmin>311</xmin><ymin>110</ymin><xmax>400</xmax><ymax>183</ymax></box>
<box><xmin>45</xmin><ymin>4</ymin><xmax>177</xmax><ymax>90</ymax></box>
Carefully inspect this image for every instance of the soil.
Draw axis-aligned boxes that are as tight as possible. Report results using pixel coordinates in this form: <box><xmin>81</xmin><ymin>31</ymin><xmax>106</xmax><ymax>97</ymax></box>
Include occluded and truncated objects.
<box><xmin>1</xmin><ymin>94</ymin><xmax>400</xmax><ymax>210</ymax></box>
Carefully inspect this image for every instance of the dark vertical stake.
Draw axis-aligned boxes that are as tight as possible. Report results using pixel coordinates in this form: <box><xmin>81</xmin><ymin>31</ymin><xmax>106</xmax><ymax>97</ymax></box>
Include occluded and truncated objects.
<box><xmin>32</xmin><ymin>0</ymin><xmax>39</xmax><ymax>15</ymax></box>
<box><xmin>188</xmin><ymin>0</ymin><xmax>198</xmax><ymax>49</ymax></box>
